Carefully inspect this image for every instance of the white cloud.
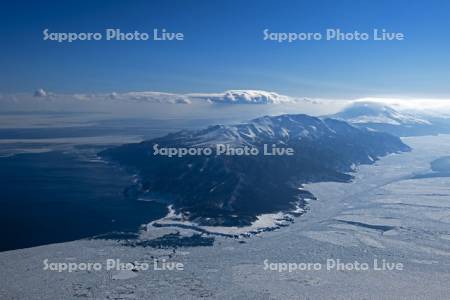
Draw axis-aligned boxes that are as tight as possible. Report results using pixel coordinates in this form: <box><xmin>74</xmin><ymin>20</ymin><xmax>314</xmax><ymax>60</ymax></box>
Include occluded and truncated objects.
<box><xmin>34</xmin><ymin>88</ymin><xmax>48</xmax><ymax>97</ymax></box>
<box><xmin>350</xmin><ymin>97</ymin><xmax>450</xmax><ymax>117</ymax></box>
<box><xmin>101</xmin><ymin>91</ymin><xmax>190</xmax><ymax>104</ymax></box>
<box><xmin>19</xmin><ymin>89</ymin><xmax>301</xmax><ymax>106</ymax></box>
<box><xmin>187</xmin><ymin>90</ymin><xmax>295</xmax><ymax>104</ymax></box>
<box><xmin>4</xmin><ymin>90</ymin><xmax>450</xmax><ymax>120</ymax></box>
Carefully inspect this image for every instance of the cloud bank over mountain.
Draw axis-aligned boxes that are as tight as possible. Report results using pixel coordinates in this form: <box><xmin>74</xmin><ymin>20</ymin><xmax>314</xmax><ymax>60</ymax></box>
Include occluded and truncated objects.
<box><xmin>2</xmin><ymin>89</ymin><xmax>310</xmax><ymax>106</ymax></box>
<box><xmin>187</xmin><ymin>90</ymin><xmax>296</xmax><ymax>104</ymax></box>
<box><xmin>2</xmin><ymin>89</ymin><xmax>450</xmax><ymax>122</ymax></box>
<box><xmin>0</xmin><ymin>90</ymin><xmax>326</xmax><ymax>120</ymax></box>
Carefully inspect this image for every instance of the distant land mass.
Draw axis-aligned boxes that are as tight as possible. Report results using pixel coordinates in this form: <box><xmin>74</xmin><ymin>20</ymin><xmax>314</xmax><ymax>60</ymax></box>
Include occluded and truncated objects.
<box><xmin>331</xmin><ymin>101</ymin><xmax>450</xmax><ymax>137</ymax></box>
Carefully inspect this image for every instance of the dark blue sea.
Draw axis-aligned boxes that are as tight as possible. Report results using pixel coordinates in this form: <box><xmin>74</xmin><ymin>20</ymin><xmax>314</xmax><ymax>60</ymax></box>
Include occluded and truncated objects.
<box><xmin>0</xmin><ymin>150</ymin><xmax>169</xmax><ymax>252</ymax></box>
<box><xmin>0</xmin><ymin>114</ymin><xmax>222</xmax><ymax>252</ymax></box>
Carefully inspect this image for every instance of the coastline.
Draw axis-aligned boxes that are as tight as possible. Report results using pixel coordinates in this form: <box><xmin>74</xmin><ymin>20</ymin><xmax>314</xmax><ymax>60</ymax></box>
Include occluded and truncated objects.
<box><xmin>140</xmin><ymin>200</ymin><xmax>308</xmax><ymax>239</ymax></box>
<box><xmin>2</xmin><ymin>135</ymin><xmax>450</xmax><ymax>299</ymax></box>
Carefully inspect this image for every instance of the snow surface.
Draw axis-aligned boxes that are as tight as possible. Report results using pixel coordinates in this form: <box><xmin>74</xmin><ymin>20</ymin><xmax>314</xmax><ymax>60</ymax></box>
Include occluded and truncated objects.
<box><xmin>2</xmin><ymin>135</ymin><xmax>450</xmax><ymax>299</ymax></box>
<box><xmin>143</xmin><ymin>205</ymin><xmax>298</xmax><ymax>237</ymax></box>
<box><xmin>334</xmin><ymin>101</ymin><xmax>431</xmax><ymax>125</ymax></box>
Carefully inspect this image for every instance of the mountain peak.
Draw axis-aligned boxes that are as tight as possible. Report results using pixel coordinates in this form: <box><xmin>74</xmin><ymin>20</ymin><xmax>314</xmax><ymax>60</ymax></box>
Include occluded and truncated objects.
<box><xmin>100</xmin><ymin>113</ymin><xmax>410</xmax><ymax>226</ymax></box>
<box><xmin>333</xmin><ymin>101</ymin><xmax>431</xmax><ymax>126</ymax></box>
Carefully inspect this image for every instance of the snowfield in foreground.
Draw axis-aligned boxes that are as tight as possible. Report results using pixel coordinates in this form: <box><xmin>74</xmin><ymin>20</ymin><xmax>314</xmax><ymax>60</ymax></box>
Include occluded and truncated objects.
<box><xmin>1</xmin><ymin>135</ymin><xmax>450</xmax><ymax>299</ymax></box>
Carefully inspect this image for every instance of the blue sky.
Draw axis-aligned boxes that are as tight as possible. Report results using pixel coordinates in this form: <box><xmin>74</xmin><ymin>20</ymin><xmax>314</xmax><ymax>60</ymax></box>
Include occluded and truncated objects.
<box><xmin>1</xmin><ymin>0</ymin><xmax>449</xmax><ymax>98</ymax></box>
